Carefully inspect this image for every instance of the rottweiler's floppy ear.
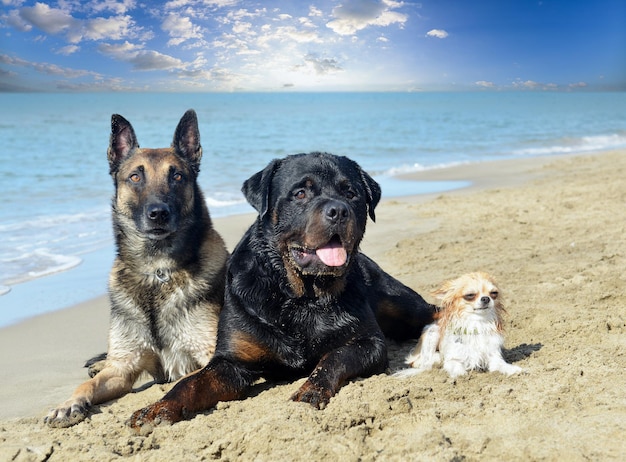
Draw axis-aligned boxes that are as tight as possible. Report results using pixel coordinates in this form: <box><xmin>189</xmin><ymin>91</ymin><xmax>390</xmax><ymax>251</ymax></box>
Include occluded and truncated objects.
<box><xmin>108</xmin><ymin>114</ymin><xmax>139</xmax><ymax>174</ymax></box>
<box><xmin>173</xmin><ymin>109</ymin><xmax>202</xmax><ymax>174</ymax></box>
<box><xmin>242</xmin><ymin>158</ymin><xmax>282</xmax><ymax>219</ymax></box>
<box><xmin>359</xmin><ymin>167</ymin><xmax>381</xmax><ymax>222</ymax></box>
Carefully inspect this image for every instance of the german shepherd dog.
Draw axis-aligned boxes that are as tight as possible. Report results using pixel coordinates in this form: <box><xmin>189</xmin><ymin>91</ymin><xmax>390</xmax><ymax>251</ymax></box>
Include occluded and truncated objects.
<box><xmin>129</xmin><ymin>152</ymin><xmax>435</xmax><ymax>430</ymax></box>
<box><xmin>45</xmin><ymin>110</ymin><xmax>228</xmax><ymax>428</ymax></box>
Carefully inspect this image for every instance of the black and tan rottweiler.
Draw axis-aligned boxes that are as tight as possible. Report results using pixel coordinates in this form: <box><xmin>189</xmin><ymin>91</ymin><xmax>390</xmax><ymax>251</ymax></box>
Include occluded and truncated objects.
<box><xmin>129</xmin><ymin>152</ymin><xmax>435</xmax><ymax>430</ymax></box>
<box><xmin>45</xmin><ymin>110</ymin><xmax>228</xmax><ymax>428</ymax></box>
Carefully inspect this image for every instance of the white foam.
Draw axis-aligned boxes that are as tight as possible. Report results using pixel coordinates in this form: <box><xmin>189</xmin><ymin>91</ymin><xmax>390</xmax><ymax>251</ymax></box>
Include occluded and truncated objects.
<box><xmin>27</xmin><ymin>253</ymin><xmax>83</xmax><ymax>279</ymax></box>
<box><xmin>376</xmin><ymin>161</ymin><xmax>471</xmax><ymax>178</ymax></box>
<box><xmin>2</xmin><ymin>250</ymin><xmax>83</xmax><ymax>286</ymax></box>
<box><xmin>513</xmin><ymin>133</ymin><xmax>626</xmax><ymax>156</ymax></box>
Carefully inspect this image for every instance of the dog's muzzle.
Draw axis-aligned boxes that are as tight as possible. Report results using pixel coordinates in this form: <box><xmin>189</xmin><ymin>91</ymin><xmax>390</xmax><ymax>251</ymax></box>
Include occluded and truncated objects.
<box><xmin>143</xmin><ymin>201</ymin><xmax>175</xmax><ymax>239</ymax></box>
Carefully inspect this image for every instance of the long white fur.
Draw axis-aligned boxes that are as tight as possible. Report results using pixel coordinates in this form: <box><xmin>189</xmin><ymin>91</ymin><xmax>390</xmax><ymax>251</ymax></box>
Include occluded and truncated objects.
<box><xmin>395</xmin><ymin>272</ymin><xmax>522</xmax><ymax>378</ymax></box>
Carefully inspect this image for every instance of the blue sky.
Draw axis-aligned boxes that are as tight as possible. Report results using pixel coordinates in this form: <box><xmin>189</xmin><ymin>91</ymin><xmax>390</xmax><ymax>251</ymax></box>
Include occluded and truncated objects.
<box><xmin>1</xmin><ymin>0</ymin><xmax>624</xmax><ymax>92</ymax></box>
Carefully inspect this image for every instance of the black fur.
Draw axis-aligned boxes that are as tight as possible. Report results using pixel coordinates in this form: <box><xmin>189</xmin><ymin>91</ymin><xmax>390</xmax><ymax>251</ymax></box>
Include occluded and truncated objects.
<box><xmin>129</xmin><ymin>152</ymin><xmax>435</xmax><ymax>429</ymax></box>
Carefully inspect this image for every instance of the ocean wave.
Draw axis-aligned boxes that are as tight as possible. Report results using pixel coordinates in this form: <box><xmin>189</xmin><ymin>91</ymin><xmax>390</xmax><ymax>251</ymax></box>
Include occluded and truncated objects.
<box><xmin>205</xmin><ymin>195</ymin><xmax>247</xmax><ymax>208</ymax></box>
<box><xmin>513</xmin><ymin>133</ymin><xmax>626</xmax><ymax>157</ymax></box>
<box><xmin>2</xmin><ymin>250</ymin><xmax>83</xmax><ymax>286</ymax></box>
<box><xmin>376</xmin><ymin>161</ymin><xmax>471</xmax><ymax>177</ymax></box>
<box><xmin>0</xmin><ymin>209</ymin><xmax>109</xmax><ymax>233</ymax></box>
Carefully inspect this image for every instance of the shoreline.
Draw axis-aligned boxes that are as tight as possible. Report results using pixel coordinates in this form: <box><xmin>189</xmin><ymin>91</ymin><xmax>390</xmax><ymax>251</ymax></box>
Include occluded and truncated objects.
<box><xmin>1</xmin><ymin>149</ymin><xmax>624</xmax><ymax>460</ymax></box>
<box><xmin>0</xmin><ymin>153</ymin><xmax>556</xmax><ymax>331</ymax></box>
<box><xmin>0</xmin><ymin>150</ymin><xmax>596</xmax><ymax>420</ymax></box>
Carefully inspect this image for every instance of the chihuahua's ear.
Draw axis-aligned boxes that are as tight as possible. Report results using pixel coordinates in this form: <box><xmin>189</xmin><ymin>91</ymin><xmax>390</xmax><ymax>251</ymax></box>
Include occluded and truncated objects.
<box><xmin>431</xmin><ymin>280</ymin><xmax>457</xmax><ymax>308</ymax></box>
<box><xmin>432</xmin><ymin>280</ymin><xmax>454</xmax><ymax>299</ymax></box>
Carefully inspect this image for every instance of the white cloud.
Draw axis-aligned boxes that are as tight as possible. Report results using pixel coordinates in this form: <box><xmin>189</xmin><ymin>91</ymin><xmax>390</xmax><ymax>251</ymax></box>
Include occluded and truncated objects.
<box><xmin>164</xmin><ymin>0</ymin><xmax>193</xmax><ymax>9</ymax></box>
<box><xmin>511</xmin><ymin>79</ymin><xmax>566</xmax><ymax>90</ymax></box>
<box><xmin>129</xmin><ymin>50</ymin><xmax>184</xmax><ymax>70</ymax></box>
<box><xmin>56</xmin><ymin>44</ymin><xmax>80</xmax><ymax>55</ymax></box>
<box><xmin>271</xmin><ymin>25</ymin><xmax>321</xmax><ymax>43</ymax></box>
<box><xmin>512</xmin><ymin>79</ymin><xmax>541</xmax><ymax>89</ymax></box>
<box><xmin>162</xmin><ymin>13</ymin><xmax>203</xmax><ymax>46</ymax></box>
<box><xmin>426</xmin><ymin>29</ymin><xmax>448</xmax><ymax>39</ymax></box>
<box><xmin>475</xmin><ymin>80</ymin><xmax>494</xmax><ymax>88</ymax></box>
<box><xmin>87</xmin><ymin>0</ymin><xmax>136</xmax><ymax>15</ymax></box>
<box><xmin>299</xmin><ymin>53</ymin><xmax>343</xmax><ymax>75</ymax></box>
<box><xmin>309</xmin><ymin>6</ymin><xmax>323</xmax><ymax>17</ymax></box>
<box><xmin>298</xmin><ymin>16</ymin><xmax>316</xmax><ymax>28</ymax></box>
<box><xmin>19</xmin><ymin>2</ymin><xmax>76</xmax><ymax>35</ymax></box>
<box><xmin>232</xmin><ymin>21</ymin><xmax>254</xmax><ymax>35</ymax></box>
<box><xmin>17</xmin><ymin>3</ymin><xmax>141</xmax><ymax>44</ymax></box>
<box><xmin>326</xmin><ymin>0</ymin><xmax>407</xmax><ymax>36</ymax></box>
<box><xmin>99</xmin><ymin>41</ymin><xmax>185</xmax><ymax>71</ymax></box>
<box><xmin>97</xmin><ymin>41</ymin><xmax>143</xmax><ymax>60</ymax></box>
<box><xmin>569</xmin><ymin>81</ymin><xmax>587</xmax><ymax>88</ymax></box>
<box><xmin>80</xmin><ymin>15</ymin><xmax>136</xmax><ymax>42</ymax></box>
<box><xmin>0</xmin><ymin>52</ymin><xmax>100</xmax><ymax>79</ymax></box>
<box><xmin>4</xmin><ymin>9</ymin><xmax>31</xmax><ymax>31</ymax></box>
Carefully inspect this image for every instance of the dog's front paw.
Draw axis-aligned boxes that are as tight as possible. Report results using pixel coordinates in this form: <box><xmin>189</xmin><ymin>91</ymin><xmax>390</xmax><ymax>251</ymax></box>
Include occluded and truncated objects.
<box><xmin>291</xmin><ymin>380</ymin><xmax>333</xmax><ymax>410</ymax></box>
<box><xmin>498</xmin><ymin>363</ymin><xmax>523</xmax><ymax>376</ymax></box>
<box><xmin>128</xmin><ymin>400</ymin><xmax>183</xmax><ymax>433</ymax></box>
<box><xmin>84</xmin><ymin>353</ymin><xmax>108</xmax><ymax>378</ymax></box>
<box><xmin>443</xmin><ymin>360</ymin><xmax>467</xmax><ymax>379</ymax></box>
<box><xmin>44</xmin><ymin>398</ymin><xmax>90</xmax><ymax>428</ymax></box>
<box><xmin>393</xmin><ymin>367</ymin><xmax>426</xmax><ymax>378</ymax></box>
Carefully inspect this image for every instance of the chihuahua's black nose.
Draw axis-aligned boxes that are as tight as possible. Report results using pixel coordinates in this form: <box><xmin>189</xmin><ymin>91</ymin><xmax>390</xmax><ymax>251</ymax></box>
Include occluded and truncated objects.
<box><xmin>480</xmin><ymin>296</ymin><xmax>491</xmax><ymax>305</ymax></box>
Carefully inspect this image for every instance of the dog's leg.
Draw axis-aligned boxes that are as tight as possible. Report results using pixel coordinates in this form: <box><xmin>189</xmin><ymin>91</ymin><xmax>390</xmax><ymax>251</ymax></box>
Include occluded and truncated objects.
<box><xmin>394</xmin><ymin>323</ymin><xmax>441</xmax><ymax>377</ymax></box>
<box><xmin>407</xmin><ymin>323</ymin><xmax>440</xmax><ymax>369</ymax></box>
<box><xmin>291</xmin><ymin>336</ymin><xmax>387</xmax><ymax>409</ymax></box>
<box><xmin>45</xmin><ymin>365</ymin><xmax>137</xmax><ymax>428</ymax></box>
<box><xmin>442</xmin><ymin>358</ymin><xmax>468</xmax><ymax>378</ymax></box>
<box><xmin>128</xmin><ymin>357</ymin><xmax>252</xmax><ymax>432</ymax></box>
<box><xmin>488</xmin><ymin>353</ymin><xmax>522</xmax><ymax>375</ymax></box>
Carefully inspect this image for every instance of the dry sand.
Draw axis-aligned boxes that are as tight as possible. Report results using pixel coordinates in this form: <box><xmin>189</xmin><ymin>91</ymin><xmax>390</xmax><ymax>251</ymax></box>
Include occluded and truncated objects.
<box><xmin>1</xmin><ymin>150</ymin><xmax>624</xmax><ymax>461</ymax></box>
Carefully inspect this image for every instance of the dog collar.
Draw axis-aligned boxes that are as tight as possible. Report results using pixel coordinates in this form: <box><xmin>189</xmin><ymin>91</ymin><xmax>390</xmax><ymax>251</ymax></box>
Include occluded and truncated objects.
<box><xmin>154</xmin><ymin>268</ymin><xmax>171</xmax><ymax>283</ymax></box>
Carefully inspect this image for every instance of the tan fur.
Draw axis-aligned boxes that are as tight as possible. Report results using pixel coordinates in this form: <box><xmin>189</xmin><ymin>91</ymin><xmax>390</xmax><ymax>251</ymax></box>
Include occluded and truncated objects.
<box><xmin>45</xmin><ymin>110</ymin><xmax>228</xmax><ymax>428</ymax></box>
<box><xmin>396</xmin><ymin>271</ymin><xmax>521</xmax><ymax>379</ymax></box>
<box><xmin>432</xmin><ymin>271</ymin><xmax>506</xmax><ymax>338</ymax></box>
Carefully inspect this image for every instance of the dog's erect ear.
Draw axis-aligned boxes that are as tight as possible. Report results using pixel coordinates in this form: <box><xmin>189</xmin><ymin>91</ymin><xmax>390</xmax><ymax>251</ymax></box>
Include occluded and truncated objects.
<box><xmin>358</xmin><ymin>167</ymin><xmax>381</xmax><ymax>222</ymax></box>
<box><xmin>108</xmin><ymin>114</ymin><xmax>139</xmax><ymax>174</ymax></box>
<box><xmin>241</xmin><ymin>158</ymin><xmax>282</xmax><ymax>219</ymax></box>
<box><xmin>173</xmin><ymin>109</ymin><xmax>202</xmax><ymax>173</ymax></box>
<box><xmin>431</xmin><ymin>280</ymin><xmax>458</xmax><ymax>309</ymax></box>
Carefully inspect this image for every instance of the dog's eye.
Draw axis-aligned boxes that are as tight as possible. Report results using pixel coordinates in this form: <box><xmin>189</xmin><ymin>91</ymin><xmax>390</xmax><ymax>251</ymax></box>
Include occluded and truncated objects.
<box><xmin>129</xmin><ymin>173</ymin><xmax>141</xmax><ymax>183</ymax></box>
<box><xmin>346</xmin><ymin>190</ymin><xmax>356</xmax><ymax>199</ymax></box>
<box><xmin>490</xmin><ymin>291</ymin><xmax>499</xmax><ymax>299</ymax></box>
<box><xmin>172</xmin><ymin>172</ymin><xmax>183</xmax><ymax>182</ymax></box>
<box><xmin>463</xmin><ymin>293</ymin><xmax>477</xmax><ymax>301</ymax></box>
<box><xmin>294</xmin><ymin>189</ymin><xmax>306</xmax><ymax>200</ymax></box>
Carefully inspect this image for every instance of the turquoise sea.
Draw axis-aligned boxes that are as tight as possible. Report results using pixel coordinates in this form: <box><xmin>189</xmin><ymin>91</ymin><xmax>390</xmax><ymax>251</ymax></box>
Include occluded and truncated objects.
<box><xmin>1</xmin><ymin>91</ymin><xmax>626</xmax><ymax>326</ymax></box>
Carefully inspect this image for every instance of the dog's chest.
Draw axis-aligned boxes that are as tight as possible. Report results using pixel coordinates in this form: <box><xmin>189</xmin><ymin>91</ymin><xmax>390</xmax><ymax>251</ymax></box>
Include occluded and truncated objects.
<box><xmin>441</xmin><ymin>318</ymin><xmax>504</xmax><ymax>363</ymax></box>
<box><xmin>113</xmin><ymin>266</ymin><xmax>216</xmax><ymax>380</ymax></box>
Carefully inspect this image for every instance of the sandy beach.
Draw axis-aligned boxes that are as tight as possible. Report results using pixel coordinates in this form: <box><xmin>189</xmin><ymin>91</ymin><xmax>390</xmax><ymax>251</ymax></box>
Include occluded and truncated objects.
<box><xmin>1</xmin><ymin>150</ymin><xmax>624</xmax><ymax>461</ymax></box>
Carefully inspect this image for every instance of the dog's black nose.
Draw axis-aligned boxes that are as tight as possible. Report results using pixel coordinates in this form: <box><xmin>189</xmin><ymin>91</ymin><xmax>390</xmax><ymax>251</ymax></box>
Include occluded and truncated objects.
<box><xmin>323</xmin><ymin>200</ymin><xmax>349</xmax><ymax>223</ymax></box>
<box><xmin>480</xmin><ymin>296</ymin><xmax>491</xmax><ymax>305</ymax></box>
<box><xmin>147</xmin><ymin>203</ymin><xmax>170</xmax><ymax>222</ymax></box>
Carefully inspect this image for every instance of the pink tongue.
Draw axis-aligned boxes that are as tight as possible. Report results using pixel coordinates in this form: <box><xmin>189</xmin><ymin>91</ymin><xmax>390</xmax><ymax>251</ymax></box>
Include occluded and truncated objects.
<box><xmin>315</xmin><ymin>242</ymin><xmax>347</xmax><ymax>267</ymax></box>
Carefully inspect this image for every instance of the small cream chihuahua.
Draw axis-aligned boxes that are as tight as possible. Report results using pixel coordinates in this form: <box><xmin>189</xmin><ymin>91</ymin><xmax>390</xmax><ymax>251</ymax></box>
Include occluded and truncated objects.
<box><xmin>396</xmin><ymin>272</ymin><xmax>522</xmax><ymax>378</ymax></box>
